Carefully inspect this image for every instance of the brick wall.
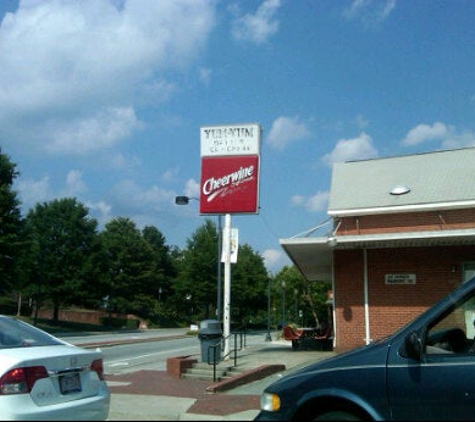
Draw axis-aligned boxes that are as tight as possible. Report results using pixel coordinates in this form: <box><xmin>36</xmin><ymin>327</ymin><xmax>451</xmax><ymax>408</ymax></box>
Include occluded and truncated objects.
<box><xmin>334</xmin><ymin>245</ymin><xmax>475</xmax><ymax>352</ymax></box>
<box><xmin>336</xmin><ymin>208</ymin><xmax>475</xmax><ymax>235</ymax></box>
<box><xmin>36</xmin><ymin>309</ymin><xmax>143</xmax><ymax>328</ymax></box>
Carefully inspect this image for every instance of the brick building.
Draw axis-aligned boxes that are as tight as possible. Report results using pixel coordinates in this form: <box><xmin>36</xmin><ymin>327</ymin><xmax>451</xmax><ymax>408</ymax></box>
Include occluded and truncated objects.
<box><xmin>280</xmin><ymin>147</ymin><xmax>475</xmax><ymax>353</ymax></box>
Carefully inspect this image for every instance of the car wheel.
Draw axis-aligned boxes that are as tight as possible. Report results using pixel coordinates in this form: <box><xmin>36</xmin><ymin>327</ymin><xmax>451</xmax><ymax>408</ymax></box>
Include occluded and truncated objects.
<box><xmin>313</xmin><ymin>410</ymin><xmax>363</xmax><ymax>421</ymax></box>
<box><xmin>291</xmin><ymin>340</ymin><xmax>299</xmax><ymax>350</ymax></box>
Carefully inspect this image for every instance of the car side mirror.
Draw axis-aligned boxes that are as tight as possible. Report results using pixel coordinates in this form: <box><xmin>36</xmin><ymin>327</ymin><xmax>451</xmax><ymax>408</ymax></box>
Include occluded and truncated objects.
<box><xmin>402</xmin><ymin>331</ymin><xmax>422</xmax><ymax>360</ymax></box>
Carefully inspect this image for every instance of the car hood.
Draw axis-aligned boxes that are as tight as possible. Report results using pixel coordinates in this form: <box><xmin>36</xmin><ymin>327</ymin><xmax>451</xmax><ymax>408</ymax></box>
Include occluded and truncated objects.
<box><xmin>265</xmin><ymin>337</ymin><xmax>391</xmax><ymax>392</ymax></box>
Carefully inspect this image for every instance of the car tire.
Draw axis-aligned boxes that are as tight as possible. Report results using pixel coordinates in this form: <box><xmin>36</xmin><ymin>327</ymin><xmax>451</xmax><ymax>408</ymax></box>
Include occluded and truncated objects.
<box><xmin>291</xmin><ymin>340</ymin><xmax>299</xmax><ymax>350</ymax></box>
<box><xmin>312</xmin><ymin>410</ymin><xmax>364</xmax><ymax>421</ymax></box>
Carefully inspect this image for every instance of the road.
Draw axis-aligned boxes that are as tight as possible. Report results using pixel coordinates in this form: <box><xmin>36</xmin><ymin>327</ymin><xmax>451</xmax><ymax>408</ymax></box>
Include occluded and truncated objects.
<box><xmin>102</xmin><ymin>336</ymin><xmax>200</xmax><ymax>374</ymax></box>
<box><xmin>59</xmin><ymin>328</ymin><xmax>259</xmax><ymax>375</ymax></box>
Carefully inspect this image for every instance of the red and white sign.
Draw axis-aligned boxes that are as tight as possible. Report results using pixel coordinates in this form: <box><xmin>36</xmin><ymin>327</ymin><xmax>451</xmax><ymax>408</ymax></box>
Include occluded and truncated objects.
<box><xmin>200</xmin><ymin>124</ymin><xmax>261</xmax><ymax>215</ymax></box>
<box><xmin>200</xmin><ymin>155</ymin><xmax>260</xmax><ymax>214</ymax></box>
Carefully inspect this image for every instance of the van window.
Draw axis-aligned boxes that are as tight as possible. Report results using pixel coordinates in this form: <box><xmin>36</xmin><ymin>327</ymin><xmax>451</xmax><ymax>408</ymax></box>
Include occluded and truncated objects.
<box><xmin>426</xmin><ymin>293</ymin><xmax>475</xmax><ymax>354</ymax></box>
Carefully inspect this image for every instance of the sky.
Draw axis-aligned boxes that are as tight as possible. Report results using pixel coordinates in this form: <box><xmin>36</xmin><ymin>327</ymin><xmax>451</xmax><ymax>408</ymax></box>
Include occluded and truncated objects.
<box><xmin>1</xmin><ymin>0</ymin><xmax>475</xmax><ymax>275</ymax></box>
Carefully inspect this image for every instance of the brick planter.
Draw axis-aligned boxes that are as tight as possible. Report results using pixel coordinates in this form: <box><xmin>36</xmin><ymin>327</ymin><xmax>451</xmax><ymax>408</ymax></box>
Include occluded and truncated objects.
<box><xmin>166</xmin><ymin>355</ymin><xmax>198</xmax><ymax>378</ymax></box>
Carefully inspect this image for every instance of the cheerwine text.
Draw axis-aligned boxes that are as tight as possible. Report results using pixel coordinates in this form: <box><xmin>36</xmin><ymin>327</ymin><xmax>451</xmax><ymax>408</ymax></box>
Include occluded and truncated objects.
<box><xmin>202</xmin><ymin>165</ymin><xmax>254</xmax><ymax>202</ymax></box>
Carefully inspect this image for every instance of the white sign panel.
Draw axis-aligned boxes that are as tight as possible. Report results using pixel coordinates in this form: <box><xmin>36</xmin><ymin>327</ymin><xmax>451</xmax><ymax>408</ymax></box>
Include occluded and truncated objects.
<box><xmin>221</xmin><ymin>228</ymin><xmax>239</xmax><ymax>264</ymax></box>
<box><xmin>200</xmin><ymin>123</ymin><xmax>260</xmax><ymax>157</ymax></box>
<box><xmin>385</xmin><ymin>274</ymin><xmax>416</xmax><ymax>285</ymax></box>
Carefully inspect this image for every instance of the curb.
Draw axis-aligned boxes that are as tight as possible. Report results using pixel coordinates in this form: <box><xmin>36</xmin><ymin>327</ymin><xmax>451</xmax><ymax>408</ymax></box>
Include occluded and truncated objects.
<box><xmin>76</xmin><ymin>334</ymin><xmax>188</xmax><ymax>348</ymax></box>
<box><xmin>205</xmin><ymin>364</ymin><xmax>286</xmax><ymax>393</ymax></box>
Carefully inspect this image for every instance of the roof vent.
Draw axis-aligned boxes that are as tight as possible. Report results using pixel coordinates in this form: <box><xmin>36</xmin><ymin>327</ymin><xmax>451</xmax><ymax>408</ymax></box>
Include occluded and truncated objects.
<box><xmin>390</xmin><ymin>185</ymin><xmax>411</xmax><ymax>195</ymax></box>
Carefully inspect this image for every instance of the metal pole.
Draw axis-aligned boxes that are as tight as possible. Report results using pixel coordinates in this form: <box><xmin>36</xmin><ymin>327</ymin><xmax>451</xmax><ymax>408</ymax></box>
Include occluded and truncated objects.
<box><xmin>223</xmin><ymin>213</ymin><xmax>232</xmax><ymax>359</ymax></box>
<box><xmin>217</xmin><ymin>215</ymin><xmax>222</xmax><ymax>321</ymax></box>
<box><xmin>265</xmin><ymin>276</ymin><xmax>272</xmax><ymax>341</ymax></box>
<box><xmin>282</xmin><ymin>281</ymin><xmax>286</xmax><ymax>324</ymax></box>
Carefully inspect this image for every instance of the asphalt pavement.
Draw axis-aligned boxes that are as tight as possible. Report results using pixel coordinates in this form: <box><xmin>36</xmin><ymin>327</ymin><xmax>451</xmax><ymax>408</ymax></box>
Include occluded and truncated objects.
<box><xmin>91</xmin><ymin>331</ymin><xmax>336</xmax><ymax>421</ymax></box>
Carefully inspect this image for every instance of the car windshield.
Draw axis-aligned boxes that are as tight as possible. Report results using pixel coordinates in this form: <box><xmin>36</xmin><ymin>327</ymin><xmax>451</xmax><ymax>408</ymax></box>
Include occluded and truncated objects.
<box><xmin>0</xmin><ymin>316</ymin><xmax>62</xmax><ymax>349</ymax></box>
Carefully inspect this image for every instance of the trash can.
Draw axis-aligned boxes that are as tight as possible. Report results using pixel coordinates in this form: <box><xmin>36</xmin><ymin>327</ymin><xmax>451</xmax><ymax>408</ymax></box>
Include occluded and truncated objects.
<box><xmin>198</xmin><ymin>319</ymin><xmax>222</xmax><ymax>363</ymax></box>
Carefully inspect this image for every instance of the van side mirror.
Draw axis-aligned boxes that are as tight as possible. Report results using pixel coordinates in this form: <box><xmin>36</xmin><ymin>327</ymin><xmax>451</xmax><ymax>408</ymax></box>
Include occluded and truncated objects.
<box><xmin>401</xmin><ymin>331</ymin><xmax>422</xmax><ymax>360</ymax></box>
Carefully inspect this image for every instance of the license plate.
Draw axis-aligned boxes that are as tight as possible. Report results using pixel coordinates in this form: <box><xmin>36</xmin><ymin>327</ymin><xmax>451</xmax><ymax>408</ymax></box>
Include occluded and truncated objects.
<box><xmin>59</xmin><ymin>372</ymin><xmax>82</xmax><ymax>395</ymax></box>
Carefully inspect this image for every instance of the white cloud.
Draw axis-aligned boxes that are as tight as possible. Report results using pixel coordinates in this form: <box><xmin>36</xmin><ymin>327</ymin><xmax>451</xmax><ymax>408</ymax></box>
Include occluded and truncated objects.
<box><xmin>161</xmin><ymin>168</ymin><xmax>178</xmax><ymax>183</ymax></box>
<box><xmin>322</xmin><ymin>132</ymin><xmax>378</xmax><ymax>166</ymax></box>
<box><xmin>46</xmin><ymin>107</ymin><xmax>141</xmax><ymax>155</ymax></box>
<box><xmin>230</xmin><ymin>0</ymin><xmax>281</xmax><ymax>45</ymax></box>
<box><xmin>262</xmin><ymin>248</ymin><xmax>290</xmax><ymax>274</ymax></box>
<box><xmin>63</xmin><ymin>170</ymin><xmax>87</xmax><ymax>197</ymax></box>
<box><xmin>401</xmin><ymin>122</ymin><xmax>475</xmax><ymax>149</ymax></box>
<box><xmin>441</xmin><ymin>130</ymin><xmax>475</xmax><ymax>150</ymax></box>
<box><xmin>109</xmin><ymin>152</ymin><xmax>141</xmax><ymax>170</ymax></box>
<box><xmin>109</xmin><ymin>179</ymin><xmax>177</xmax><ymax>214</ymax></box>
<box><xmin>400</xmin><ymin>122</ymin><xmax>449</xmax><ymax>146</ymax></box>
<box><xmin>15</xmin><ymin>176</ymin><xmax>52</xmax><ymax>210</ymax></box>
<box><xmin>343</xmin><ymin>0</ymin><xmax>397</xmax><ymax>25</ymax></box>
<box><xmin>85</xmin><ymin>200</ymin><xmax>112</xmax><ymax>226</ymax></box>
<box><xmin>266</xmin><ymin>116</ymin><xmax>311</xmax><ymax>150</ymax></box>
<box><xmin>354</xmin><ymin>114</ymin><xmax>370</xmax><ymax>130</ymax></box>
<box><xmin>0</xmin><ymin>0</ymin><xmax>216</xmax><ymax>154</ymax></box>
<box><xmin>291</xmin><ymin>191</ymin><xmax>329</xmax><ymax>213</ymax></box>
<box><xmin>184</xmin><ymin>178</ymin><xmax>200</xmax><ymax>199</ymax></box>
<box><xmin>199</xmin><ymin>67</ymin><xmax>212</xmax><ymax>86</ymax></box>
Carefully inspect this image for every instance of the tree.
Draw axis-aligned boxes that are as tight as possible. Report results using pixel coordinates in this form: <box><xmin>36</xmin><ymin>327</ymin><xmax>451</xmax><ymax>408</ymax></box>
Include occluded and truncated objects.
<box><xmin>230</xmin><ymin>244</ymin><xmax>268</xmax><ymax>326</ymax></box>
<box><xmin>274</xmin><ymin>266</ymin><xmax>331</xmax><ymax>328</ymax></box>
<box><xmin>174</xmin><ymin>218</ymin><xmax>218</xmax><ymax>322</ymax></box>
<box><xmin>100</xmin><ymin>217</ymin><xmax>158</xmax><ymax>320</ymax></box>
<box><xmin>142</xmin><ymin>225</ymin><xmax>176</xmax><ymax>299</ymax></box>
<box><xmin>24</xmin><ymin>198</ymin><xmax>101</xmax><ymax>321</ymax></box>
<box><xmin>142</xmin><ymin>225</ymin><xmax>177</xmax><ymax>323</ymax></box>
<box><xmin>0</xmin><ymin>147</ymin><xmax>23</xmax><ymax>293</ymax></box>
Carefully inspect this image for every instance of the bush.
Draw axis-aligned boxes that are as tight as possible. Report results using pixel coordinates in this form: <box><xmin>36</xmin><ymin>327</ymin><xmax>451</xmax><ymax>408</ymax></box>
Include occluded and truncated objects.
<box><xmin>0</xmin><ymin>296</ymin><xmax>18</xmax><ymax>315</ymax></box>
<box><xmin>100</xmin><ymin>317</ymin><xmax>140</xmax><ymax>329</ymax></box>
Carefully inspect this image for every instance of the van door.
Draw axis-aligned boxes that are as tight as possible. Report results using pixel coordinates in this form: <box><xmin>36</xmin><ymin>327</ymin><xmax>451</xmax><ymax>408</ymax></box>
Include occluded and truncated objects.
<box><xmin>386</xmin><ymin>288</ymin><xmax>475</xmax><ymax>420</ymax></box>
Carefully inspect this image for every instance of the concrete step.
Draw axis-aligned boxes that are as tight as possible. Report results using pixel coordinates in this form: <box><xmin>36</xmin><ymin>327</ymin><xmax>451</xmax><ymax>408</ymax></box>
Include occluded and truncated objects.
<box><xmin>181</xmin><ymin>360</ymin><xmax>255</xmax><ymax>382</ymax></box>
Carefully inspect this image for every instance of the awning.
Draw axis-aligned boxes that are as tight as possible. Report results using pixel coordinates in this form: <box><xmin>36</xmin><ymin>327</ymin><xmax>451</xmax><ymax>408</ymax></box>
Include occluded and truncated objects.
<box><xmin>279</xmin><ymin>237</ymin><xmax>333</xmax><ymax>282</ymax></box>
<box><xmin>280</xmin><ymin>228</ymin><xmax>475</xmax><ymax>282</ymax></box>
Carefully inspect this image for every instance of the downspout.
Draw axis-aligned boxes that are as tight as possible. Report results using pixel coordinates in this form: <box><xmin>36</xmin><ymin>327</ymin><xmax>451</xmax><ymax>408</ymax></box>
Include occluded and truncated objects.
<box><xmin>364</xmin><ymin>248</ymin><xmax>371</xmax><ymax>345</ymax></box>
<box><xmin>331</xmin><ymin>250</ymin><xmax>336</xmax><ymax>350</ymax></box>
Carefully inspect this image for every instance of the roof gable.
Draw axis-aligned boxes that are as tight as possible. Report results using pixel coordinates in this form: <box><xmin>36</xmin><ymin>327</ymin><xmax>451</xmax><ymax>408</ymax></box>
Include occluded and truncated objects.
<box><xmin>328</xmin><ymin>147</ymin><xmax>475</xmax><ymax>216</ymax></box>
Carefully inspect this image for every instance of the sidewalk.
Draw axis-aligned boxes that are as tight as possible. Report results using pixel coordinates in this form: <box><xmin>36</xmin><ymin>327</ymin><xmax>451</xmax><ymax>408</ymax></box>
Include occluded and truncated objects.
<box><xmin>104</xmin><ymin>333</ymin><xmax>336</xmax><ymax>420</ymax></box>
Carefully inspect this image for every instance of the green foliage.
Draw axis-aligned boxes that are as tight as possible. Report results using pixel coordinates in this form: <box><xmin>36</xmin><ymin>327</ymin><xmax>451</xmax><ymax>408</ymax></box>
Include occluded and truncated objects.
<box><xmin>0</xmin><ymin>148</ymin><xmax>23</xmax><ymax>292</ymax></box>
<box><xmin>273</xmin><ymin>265</ymin><xmax>331</xmax><ymax>328</ymax></box>
<box><xmin>100</xmin><ymin>217</ymin><xmax>159</xmax><ymax>319</ymax></box>
<box><xmin>231</xmin><ymin>244</ymin><xmax>268</xmax><ymax>325</ymax></box>
<box><xmin>174</xmin><ymin>218</ymin><xmax>219</xmax><ymax>320</ymax></box>
<box><xmin>24</xmin><ymin>198</ymin><xmax>101</xmax><ymax>320</ymax></box>
<box><xmin>0</xmin><ymin>296</ymin><xmax>18</xmax><ymax>315</ymax></box>
<box><xmin>99</xmin><ymin>316</ymin><xmax>140</xmax><ymax>329</ymax></box>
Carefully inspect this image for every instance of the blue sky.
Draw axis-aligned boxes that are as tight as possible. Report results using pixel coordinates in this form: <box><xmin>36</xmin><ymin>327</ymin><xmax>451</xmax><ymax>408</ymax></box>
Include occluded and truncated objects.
<box><xmin>1</xmin><ymin>0</ymin><xmax>475</xmax><ymax>274</ymax></box>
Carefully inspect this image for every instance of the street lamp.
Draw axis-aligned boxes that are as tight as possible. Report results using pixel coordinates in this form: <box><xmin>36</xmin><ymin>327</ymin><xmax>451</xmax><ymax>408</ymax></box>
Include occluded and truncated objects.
<box><xmin>175</xmin><ymin>195</ymin><xmax>223</xmax><ymax>320</ymax></box>
<box><xmin>282</xmin><ymin>280</ymin><xmax>286</xmax><ymax>325</ymax></box>
<box><xmin>175</xmin><ymin>196</ymin><xmax>198</xmax><ymax>205</ymax></box>
<box><xmin>265</xmin><ymin>276</ymin><xmax>272</xmax><ymax>341</ymax></box>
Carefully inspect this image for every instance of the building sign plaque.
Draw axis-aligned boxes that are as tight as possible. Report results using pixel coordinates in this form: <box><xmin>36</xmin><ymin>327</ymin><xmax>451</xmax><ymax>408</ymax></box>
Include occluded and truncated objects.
<box><xmin>385</xmin><ymin>274</ymin><xmax>416</xmax><ymax>285</ymax></box>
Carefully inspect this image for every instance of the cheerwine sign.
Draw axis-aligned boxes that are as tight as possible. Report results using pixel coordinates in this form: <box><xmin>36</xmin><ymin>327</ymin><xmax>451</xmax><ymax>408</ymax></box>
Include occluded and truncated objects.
<box><xmin>200</xmin><ymin>123</ymin><xmax>261</xmax><ymax>214</ymax></box>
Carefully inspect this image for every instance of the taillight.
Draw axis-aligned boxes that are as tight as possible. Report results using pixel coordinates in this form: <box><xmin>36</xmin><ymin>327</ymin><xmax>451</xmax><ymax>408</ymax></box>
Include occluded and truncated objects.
<box><xmin>0</xmin><ymin>366</ymin><xmax>48</xmax><ymax>395</ymax></box>
<box><xmin>90</xmin><ymin>359</ymin><xmax>105</xmax><ymax>380</ymax></box>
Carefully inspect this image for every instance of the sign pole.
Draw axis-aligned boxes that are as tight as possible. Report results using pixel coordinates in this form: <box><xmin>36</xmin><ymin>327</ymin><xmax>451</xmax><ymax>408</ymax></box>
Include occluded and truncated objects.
<box><xmin>223</xmin><ymin>213</ymin><xmax>232</xmax><ymax>359</ymax></box>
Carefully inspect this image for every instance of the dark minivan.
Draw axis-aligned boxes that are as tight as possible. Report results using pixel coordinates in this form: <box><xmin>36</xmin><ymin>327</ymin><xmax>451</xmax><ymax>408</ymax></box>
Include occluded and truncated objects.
<box><xmin>255</xmin><ymin>276</ymin><xmax>475</xmax><ymax>421</ymax></box>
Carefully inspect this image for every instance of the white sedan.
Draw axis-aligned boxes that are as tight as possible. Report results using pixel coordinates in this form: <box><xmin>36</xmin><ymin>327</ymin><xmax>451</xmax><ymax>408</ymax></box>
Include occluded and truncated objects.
<box><xmin>0</xmin><ymin>315</ymin><xmax>110</xmax><ymax>420</ymax></box>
